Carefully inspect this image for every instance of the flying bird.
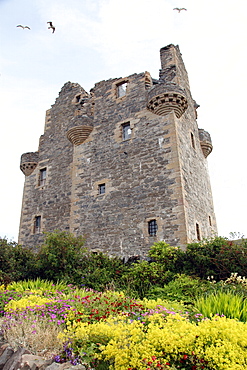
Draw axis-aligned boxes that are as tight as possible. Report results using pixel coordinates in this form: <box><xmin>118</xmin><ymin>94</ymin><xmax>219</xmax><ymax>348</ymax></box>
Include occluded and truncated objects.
<box><xmin>47</xmin><ymin>21</ymin><xmax>55</xmax><ymax>33</ymax></box>
<box><xmin>16</xmin><ymin>25</ymin><xmax>31</xmax><ymax>30</ymax></box>
<box><xmin>173</xmin><ymin>8</ymin><xmax>187</xmax><ymax>12</ymax></box>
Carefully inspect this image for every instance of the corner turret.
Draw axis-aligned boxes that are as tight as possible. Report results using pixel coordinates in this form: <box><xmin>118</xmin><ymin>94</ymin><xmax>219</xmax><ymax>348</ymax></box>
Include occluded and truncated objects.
<box><xmin>199</xmin><ymin>129</ymin><xmax>213</xmax><ymax>158</ymax></box>
<box><xmin>147</xmin><ymin>44</ymin><xmax>188</xmax><ymax>118</ymax></box>
<box><xmin>20</xmin><ymin>152</ymin><xmax>39</xmax><ymax>176</ymax></box>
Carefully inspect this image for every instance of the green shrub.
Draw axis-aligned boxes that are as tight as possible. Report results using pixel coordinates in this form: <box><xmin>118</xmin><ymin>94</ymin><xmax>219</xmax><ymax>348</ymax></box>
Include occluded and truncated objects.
<box><xmin>147</xmin><ymin>274</ymin><xmax>210</xmax><ymax>304</ymax></box>
<box><xmin>182</xmin><ymin>237</ymin><xmax>247</xmax><ymax>280</ymax></box>
<box><xmin>121</xmin><ymin>260</ymin><xmax>174</xmax><ymax>298</ymax></box>
<box><xmin>36</xmin><ymin>231</ymin><xmax>126</xmax><ymax>290</ymax></box>
<box><xmin>0</xmin><ymin>238</ymin><xmax>36</xmax><ymax>284</ymax></box>
<box><xmin>36</xmin><ymin>231</ymin><xmax>87</xmax><ymax>282</ymax></box>
<box><xmin>77</xmin><ymin>251</ymin><xmax>127</xmax><ymax>292</ymax></box>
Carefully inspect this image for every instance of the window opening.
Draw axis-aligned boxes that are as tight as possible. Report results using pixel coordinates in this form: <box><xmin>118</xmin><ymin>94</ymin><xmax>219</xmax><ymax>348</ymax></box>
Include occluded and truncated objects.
<box><xmin>39</xmin><ymin>168</ymin><xmax>47</xmax><ymax>186</ymax></box>
<box><xmin>196</xmin><ymin>223</ymin><xmax>201</xmax><ymax>240</ymax></box>
<box><xmin>122</xmin><ymin>122</ymin><xmax>131</xmax><ymax>141</ymax></box>
<box><xmin>98</xmin><ymin>183</ymin><xmax>106</xmax><ymax>195</ymax></box>
<box><xmin>148</xmin><ymin>219</ymin><xmax>158</xmax><ymax>236</ymax></box>
<box><xmin>34</xmin><ymin>216</ymin><xmax>41</xmax><ymax>234</ymax></box>
<box><xmin>209</xmin><ymin>215</ymin><xmax>212</xmax><ymax>226</ymax></box>
<box><xmin>191</xmin><ymin>133</ymin><xmax>195</xmax><ymax>149</ymax></box>
<box><xmin>76</xmin><ymin>94</ymin><xmax>81</xmax><ymax>103</ymax></box>
<box><xmin>117</xmin><ymin>82</ymin><xmax>127</xmax><ymax>98</ymax></box>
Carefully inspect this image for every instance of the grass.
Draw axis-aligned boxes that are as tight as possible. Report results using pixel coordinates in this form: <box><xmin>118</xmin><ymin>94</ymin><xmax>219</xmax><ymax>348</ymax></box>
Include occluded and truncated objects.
<box><xmin>194</xmin><ymin>290</ymin><xmax>247</xmax><ymax>321</ymax></box>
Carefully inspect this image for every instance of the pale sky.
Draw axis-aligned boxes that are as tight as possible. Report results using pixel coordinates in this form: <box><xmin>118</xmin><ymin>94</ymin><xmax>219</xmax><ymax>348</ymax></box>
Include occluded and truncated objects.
<box><xmin>0</xmin><ymin>0</ymin><xmax>246</xmax><ymax>242</ymax></box>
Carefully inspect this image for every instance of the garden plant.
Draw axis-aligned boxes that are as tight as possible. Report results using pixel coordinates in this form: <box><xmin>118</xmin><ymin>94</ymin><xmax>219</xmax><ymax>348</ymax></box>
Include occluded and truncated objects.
<box><xmin>1</xmin><ymin>232</ymin><xmax>247</xmax><ymax>369</ymax></box>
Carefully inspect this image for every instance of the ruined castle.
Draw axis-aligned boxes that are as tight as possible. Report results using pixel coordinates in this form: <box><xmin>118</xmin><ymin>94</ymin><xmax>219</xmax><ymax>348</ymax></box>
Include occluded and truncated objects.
<box><xmin>18</xmin><ymin>44</ymin><xmax>217</xmax><ymax>257</ymax></box>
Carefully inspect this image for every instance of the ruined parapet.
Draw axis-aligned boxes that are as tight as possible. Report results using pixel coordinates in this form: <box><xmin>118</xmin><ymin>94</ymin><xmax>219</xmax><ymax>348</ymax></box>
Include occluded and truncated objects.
<box><xmin>199</xmin><ymin>129</ymin><xmax>213</xmax><ymax>158</ymax></box>
<box><xmin>20</xmin><ymin>152</ymin><xmax>39</xmax><ymax>176</ymax></box>
<box><xmin>159</xmin><ymin>44</ymin><xmax>190</xmax><ymax>90</ymax></box>
<box><xmin>66</xmin><ymin>115</ymin><xmax>93</xmax><ymax>146</ymax></box>
<box><xmin>147</xmin><ymin>44</ymin><xmax>188</xmax><ymax>118</ymax></box>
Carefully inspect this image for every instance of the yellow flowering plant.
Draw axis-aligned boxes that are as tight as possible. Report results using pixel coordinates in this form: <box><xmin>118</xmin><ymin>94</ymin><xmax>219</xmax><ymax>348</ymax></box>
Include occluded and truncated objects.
<box><xmin>5</xmin><ymin>294</ymin><xmax>54</xmax><ymax>312</ymax></box>
<box><xmin>59</xmin><ymin>313</ymin><xmax>247</xmax><ymax>370</ymax></box>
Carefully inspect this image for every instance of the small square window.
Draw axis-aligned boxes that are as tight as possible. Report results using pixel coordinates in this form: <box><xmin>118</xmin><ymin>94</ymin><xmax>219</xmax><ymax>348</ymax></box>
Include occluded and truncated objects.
<box><xmin>148</xmin><ymin>219</ymin><xmax>158</xmax><ymax>236</ymax></box>
<box><xmin>39</xmin><ymin>168</ymin><xmax>47</xmax><ymax>186</ymax></box>
<box><xmin>34</xmin><ymin>216</ymin><xmax>41</xmax><ymax>234</ymax></box>
<box><xmin>117</xmin><ymin>82</ymin><xmax>127</xmax><ymax>98</ymax></box>
<box><xmin>122</xmin><ymin>123</ymin><xmax>131</xmax><ymax>141</ymax></box>
<box><xmin>98</xmin><ymin>183</ymin><xmax>105</xmax><ymax>195</ymax></box>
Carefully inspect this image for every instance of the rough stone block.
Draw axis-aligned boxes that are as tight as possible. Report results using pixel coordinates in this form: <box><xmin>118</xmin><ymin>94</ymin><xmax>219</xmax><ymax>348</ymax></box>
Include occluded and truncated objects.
<box><xmin>2</xmin><ymin>347</ymin><xmax>31</xmax><ymax>370</ymax></box>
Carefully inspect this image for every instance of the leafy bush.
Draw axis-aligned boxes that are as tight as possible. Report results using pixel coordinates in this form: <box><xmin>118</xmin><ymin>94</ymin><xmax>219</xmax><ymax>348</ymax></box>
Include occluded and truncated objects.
<box><xmin>36</xmin><ymin>231</ymin><xmax>126</xmax><ymax>291</ymax></box>
<box><xmin>121</xmin><ymin>260</ymin><xmax>174</xmax><ymax>298</ymax></box>
<box><xmin>182</xmin><ymin>237</ymin><xmax>247</xmax><ymax>280</ymax></box>
<box><xmin>148</xmin><ymin>242</ymin><xmax>182</xmax><ymax>266</ymax></box>
<box><xmin>77</xmin><ymin>251</ymin><xmax>127</xmax><ymax>292</ymax></box>
<box><xmin>0</xmin><ymin>238</ymin><xmax>37</xmax><ymax>284</ymax></box>
<box><xmin>36</xmin><ymin>231</ymin><xmax>86</xmax><ymax>282</ymax></box>
<box><xmin>147</xmin><ymin>274</ymin><xmax>210</xmax><ymax>304</ymax></box>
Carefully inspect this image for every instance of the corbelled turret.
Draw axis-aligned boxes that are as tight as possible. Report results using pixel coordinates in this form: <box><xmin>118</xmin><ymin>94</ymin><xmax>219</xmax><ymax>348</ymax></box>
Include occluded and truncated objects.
<box><xmin>147</xmin><ymin>44</ymin><xmax>188</xmax><ymax>118</ymax></box>
<box><xmin>20</xmin><ymin>152</ymin><xmax>39</xmax><ymax>176</ymax></box>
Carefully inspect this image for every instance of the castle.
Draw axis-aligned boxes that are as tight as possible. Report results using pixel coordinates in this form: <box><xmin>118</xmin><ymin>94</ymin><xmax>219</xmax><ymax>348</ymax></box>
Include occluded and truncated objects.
<box><xmin>18</xmin><ymin>44</ymin><xmax>217</xmax><ymax>257</ymax></box>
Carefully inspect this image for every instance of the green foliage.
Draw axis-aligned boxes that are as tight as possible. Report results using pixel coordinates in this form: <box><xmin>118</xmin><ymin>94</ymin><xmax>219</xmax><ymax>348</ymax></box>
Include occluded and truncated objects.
<box><xmin>0</xmin><ymin>237</ymin><xmax>36</xmax><ymax>284</ymax></box>
<box><xmin>36</xmin><ymin>231</ymin><xmax>126</xmax><ymax>291</ymax></box>
<box><xmin>147</xmin><ymin>274</ymin><xmax>210</xmax><ymax>304</ymax></box>
<box><xmin>195</xmin><ymin>290</ymin><xmax>247</xmax><ymax>322</ymax></box>
<box><xmin>121</xmin><ymin>260</ymin><xmax>174</xmax><ymax>298</ymax></box>
<box><xmin>148</xmin><ymin>241</ymin><xmax>179</xmax><ymax>261</ymax></box>
<box><xmin>148</xmin><ymin>241</ymin><xmax>185</xmax><ymax>271</ymax></box>
<box><xmin>182</xmin><ymin>236</ymin><xmax>247</xmax><ymax>280</ymax></box>
<box><xmin>2</xmin><ymin>233</ymin><xmax>247</xmax><ymax>304</ymax></box>
<box><xmin>7</xmin><ymin>278</ymin><xmax>69</xmax><ymax>293</ymax></box>
<box><xmin>77</xmin><ymin>251</ymin><xmax>127</xmax><ymax>292</ymax></box>
<box><xmin>36</xmin><ymin>231</ymin><xmax>87</xmax><ymax>282</ymax></box>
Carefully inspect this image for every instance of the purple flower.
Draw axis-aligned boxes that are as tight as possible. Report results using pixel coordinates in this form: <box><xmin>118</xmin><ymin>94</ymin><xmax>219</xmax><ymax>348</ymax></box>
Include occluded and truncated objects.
<box><xmin>54</xmin><ymin>355</ymin><xmax>61</xmax><ymax>362</ymax></box>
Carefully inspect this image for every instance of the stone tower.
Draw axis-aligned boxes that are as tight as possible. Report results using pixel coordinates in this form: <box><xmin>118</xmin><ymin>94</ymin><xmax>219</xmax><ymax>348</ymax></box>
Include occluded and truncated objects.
<box><xmin>18</xmin><ymin>44</ymin><xmax>217</xmax><ymax>257</ymax></box>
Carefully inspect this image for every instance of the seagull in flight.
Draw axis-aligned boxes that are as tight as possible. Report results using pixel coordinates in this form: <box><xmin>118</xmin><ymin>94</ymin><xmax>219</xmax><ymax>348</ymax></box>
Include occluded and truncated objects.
<box><xmin>16</xmin><ymin>25</ymin><xmax>31</xmax><ymax>30</ymax></box>
<box><xmin>47</xmin><ymin>21</ymin><xmax>55</xmax><ymax>33</ymax></box>
<box><xmin>173</xmin><ymin>8</ymin><xmax>187</xmax><ymax>12</ymax></box>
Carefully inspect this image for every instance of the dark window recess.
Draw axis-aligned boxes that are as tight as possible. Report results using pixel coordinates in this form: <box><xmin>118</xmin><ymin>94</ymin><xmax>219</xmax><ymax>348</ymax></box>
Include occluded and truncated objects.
<box><xmin>98</xmin><ymin>183</ymin><xmax>106</xmax><ymax>195</ymax></box>
<box><xmin>209</xmin><ymin>215</ymin><xmax>212</xmax><ymax>226</ymax></box>
<box><xmin>191</xmin><ymin>133</ymin><xmax>195</xmax><ymax>149</ymax></box>
<box><xmin>196</xmin><ymin>223</ymin><xmax>201</xmax><ymax>240</ymax></box>
<box><xmin>148</xmin><ymin>219</ymin><xmax>158</xmax><ymax>236</ymax></box>
<box><xmin>117</xmin><ymin>82</ymin><xmax>127</xmax><ymax>98</ymax></box>
<box><xmin>34</xmin><ymin>216</ymin><xmax>41</xmax><ymax>234</ymax></box>
<box><xmin>122</xmin><ymin>123</ymin><xmax>131</xmax><ymax>140</ymax></box>
<box><xmin>39</xmin><ymin>168</ymin><xmax>47</xmax><ymax>186</ymax></box>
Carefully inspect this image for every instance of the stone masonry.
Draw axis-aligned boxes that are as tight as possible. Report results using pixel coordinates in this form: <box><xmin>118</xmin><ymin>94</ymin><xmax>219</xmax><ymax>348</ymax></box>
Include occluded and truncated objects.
<box><xmin>18</xmin><ymin>44</ymin><xmax>217</xmax><ymax>258</ymax></box>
